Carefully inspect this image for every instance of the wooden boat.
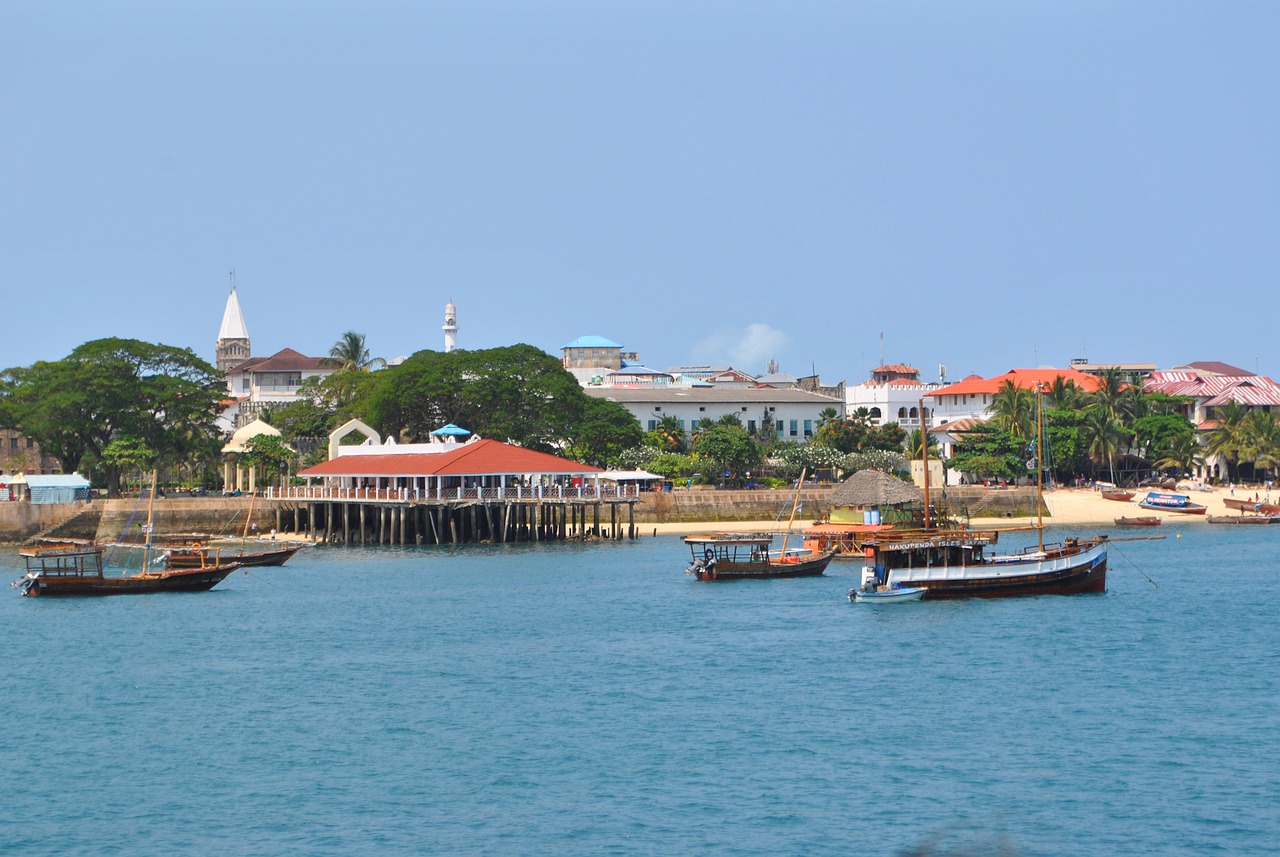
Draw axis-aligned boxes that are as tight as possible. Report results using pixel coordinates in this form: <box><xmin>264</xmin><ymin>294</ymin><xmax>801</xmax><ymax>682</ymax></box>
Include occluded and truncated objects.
<box><xmin>13</xmin><ymin>472</ymin><xmax>241</xmax><ymax>597</ymax></box>
<box><xmin>162</xmin><ymin>491</ymin><xmax>300</xmax><ymax>569</ymax></box>
<box><xmin>1114</xmin><ymin>516</ymin><xmax>1162</xmax><ymax>527</ymax></box>
<box><xmin>684</xmin><ymin>532</ymin><xmax>834</xmax><ymax>579</ymax></box>
<box><xmin>1207</xmin><ymin>514</ymin><xmax>1276</xmax><ymax>525</ymax></box>
<box><xmin>856</xmin><ymin>530</ymin><xmax>1107</xmax><ymax>599</ymax></box>
<box><xmin>164</xmin><ymin>543</ymin><xmax>300</xmax><ymax>569</ymax></box>
<box><xmin>849</xmin><ymin>583</ymin><xmax>925</xmax><ymax>603</ymax></box>
<box><xmin>14</xmin><ymin>540</ymin><xmax>243</xmax><ymax>596</ymax></box>
<box><xmin>1223</xmin><ymin>498</ymin><xmax>1280</xmax><ymax>515</ymax></box>
<box><xmin>685</xmin><ymin>468</ymin><xmax>835</xmax><ymax>580</ymax></box>
<box><xmin>1137</xmin><ymin>492</ymin><xmax>1207</xmax><ymax>515</ymax></box>
<box><xmin>1102</xmin><ymin>490</ymin><xmax>1136</xmax><ymax>502</ymax></box>
<box><xmin>851</xmin><ymin>391</ymin><xmax>1107</xmax><ymax>600</ymax></box>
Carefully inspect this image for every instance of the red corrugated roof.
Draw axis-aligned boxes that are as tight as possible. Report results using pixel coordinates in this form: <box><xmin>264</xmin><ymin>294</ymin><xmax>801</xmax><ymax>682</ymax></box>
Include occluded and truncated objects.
<box><xmin>299</xmin><ymin>438</ymin><xmax>603</xmax><ymax>478</ymax></box>
<box><xmin>871</xmin><ymin>364</ymin><xmax>918</xmax><ymax>374</ymax></box>
<box><xmin>928</xmin><ymin>368</ymin><xmax>1104</xmax><ymax>397</ymax></box>
<box><xmin>1146</xmin><ymin>371</ymin><xmax>1280</xmax><ymax>406</ymax></box>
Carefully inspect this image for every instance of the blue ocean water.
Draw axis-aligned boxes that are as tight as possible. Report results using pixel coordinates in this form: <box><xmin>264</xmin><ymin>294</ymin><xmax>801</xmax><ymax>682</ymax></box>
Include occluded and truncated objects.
<box><xmin>2</xmin><ymin>526</ymin><xmax>1277</xmax><ymax>857</ymax></box>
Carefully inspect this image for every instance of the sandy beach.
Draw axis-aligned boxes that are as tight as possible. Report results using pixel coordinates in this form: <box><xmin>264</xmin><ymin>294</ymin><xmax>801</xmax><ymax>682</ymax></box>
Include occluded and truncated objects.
<box><xmin>647</xmin><ymin>484</ymin><xmax>1272</xmax><ymax>535</ymax></box>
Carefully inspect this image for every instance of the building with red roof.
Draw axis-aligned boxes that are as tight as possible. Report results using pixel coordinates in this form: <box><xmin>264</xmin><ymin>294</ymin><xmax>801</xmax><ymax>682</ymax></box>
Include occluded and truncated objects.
<box><xmin>926</xmin><ymin>368</ymin><xmax>1104</xmax><ymax>425</ymax></box>
<box><xmin>295</xmin><ymin>429</ymin><xmax>605</xmax><ymax>501</ymax></box>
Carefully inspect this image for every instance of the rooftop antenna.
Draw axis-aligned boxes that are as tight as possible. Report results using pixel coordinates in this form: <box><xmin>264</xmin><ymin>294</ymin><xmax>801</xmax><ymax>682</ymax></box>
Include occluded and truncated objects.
<box><xmin>879</xmin><ymin>331</ymin><xmax>884</xmax><ymax>366</ymax></box>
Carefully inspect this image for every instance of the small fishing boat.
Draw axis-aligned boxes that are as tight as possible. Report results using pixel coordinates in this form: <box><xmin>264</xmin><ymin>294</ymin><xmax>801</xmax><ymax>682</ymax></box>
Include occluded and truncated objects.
<box><xmin>684</xmin><ymin>533</ymin><xmax>834</xmax><ymax>580</ymax></box>
<box><xmin>164</xmin><ymin>543</ymin><xmax>300</xmax><ymax>569</ymax></box>
<box><xmin>849</xmin><ymin>583</ymin><xmax>925</xmax><ymax>603</ymax></box>
<box><xmin>1114</xmin><ymin>516</ymin><xmax>1162</xmax><ymax>527</ymax></box>
<box><xmin>1137</xmin><ymin>492</ymin><xmax>1206</xmax><ymax>515</ymax></box>
<box><xmin>12</xmin><ymin>472</ymin><xmax>242</xmax><ymax>597</ymax></box>
<box><xmin>1223</xmin><ymin>498</ymin><xmax>1280</xmax><ymax>515</ymax></box>
<box><xmin>1102</xmin><ymin>490</ymin><xmax>1136</xmax><ymax>502</ymax></box>
<box><xmin>1206</xmin><ymin>515</ymin><xmax>1275</xmax><ymax>525</ymax></box>
<box><xmin>13</xmin><ymin>540</ymin><xmax>243</xmax><ymax>596</ymax></box>
<box><xmin>684</xmin><ymin>467</ymin><xmax>835</xmax><ymax>580</ymax></box>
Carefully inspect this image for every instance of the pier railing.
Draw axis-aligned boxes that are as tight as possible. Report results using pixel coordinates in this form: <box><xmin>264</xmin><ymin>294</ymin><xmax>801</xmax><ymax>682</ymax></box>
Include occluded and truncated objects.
<box><xmin>265</xmin><ymin>484</ymin><xmax>641</xmax><ymax>503</ymax></box>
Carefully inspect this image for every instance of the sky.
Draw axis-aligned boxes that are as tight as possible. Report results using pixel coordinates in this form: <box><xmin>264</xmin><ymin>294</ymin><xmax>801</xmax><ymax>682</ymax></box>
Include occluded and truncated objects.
<box><xmin>4</xmin><ymin>1</ymin><xmax>1279</xmax><ymax>385</ymax></box>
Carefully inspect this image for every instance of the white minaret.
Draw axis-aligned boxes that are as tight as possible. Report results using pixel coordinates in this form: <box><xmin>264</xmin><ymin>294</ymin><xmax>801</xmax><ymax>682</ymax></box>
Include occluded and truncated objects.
<box><xmin>216</xmin><ymin>275</ymin><xmax>252</xmax><ymax>372</ymax></box>
<box><xmin>443</xmin><ymin>300</ymin><xmax>458</xmax><ymax>353</ymax></box>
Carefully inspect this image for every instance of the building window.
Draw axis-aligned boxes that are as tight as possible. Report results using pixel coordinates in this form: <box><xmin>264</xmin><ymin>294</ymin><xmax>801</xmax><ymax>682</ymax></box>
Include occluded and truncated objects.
<box><xmin>789</xmin><ymin>420</ymin><xmax>798</xmax><ymax>437</ymax></box>
<box><xmin>898</xmin><ymin>407</ymin><xmax>907</xmax><ymax>419</ymax></box>
<box><xmin>699</xmin><ymin>406</ymin><xmax>706</xmax><ymax>412</ymax></box>
<box><xmin>678</xmin><ymin>420</ymin><xmax>685</xmax><ymax>429</ymax></box>
<box><xmin>776</xmin><ymin>419</ymin><xmax>784</xmax><ymax>434</ymax></box>
<box><xmin>803</xmin><ymin>420</ymin><xmax>812</xmax><ymax>437</ymax></box>
<box><xmin>654</xmin><ymin>406</ymin><xmax>662</xmax><ymax>412</ymax></box>
<box><xmin>869</xmin><ymin>407</ymin><xmax>882</xmax><ymax>419</ymax></box>
<box><xmin>748</xmin><ymin>420</ymin><xmax>756</xmax><ymax>433</ymax></box>
<box><xmin>647</xmin><ymin>420</ymin><xmax>656</xmax><ymax>431</ymax></box>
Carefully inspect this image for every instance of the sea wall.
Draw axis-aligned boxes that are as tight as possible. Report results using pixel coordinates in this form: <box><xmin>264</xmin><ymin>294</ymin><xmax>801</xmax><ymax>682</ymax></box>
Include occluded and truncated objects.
<box><xmin>939</xmin><ymin>485</ymin><xmax>1044</xmax><ymax>520</ymax></box>
<box><xmin>0</xmin><ymin>500</ymin><xmax>96</xmax><ymax>544</ymax></box>
<box><xmin>94</xmin><ymin>499</ymin><xmax>279</xmax><ymax>543</ymax></box>
<box><xmin>634</xmin><ymin>487</ymin><xmax>832</xmax><ymax>524</ymax></box>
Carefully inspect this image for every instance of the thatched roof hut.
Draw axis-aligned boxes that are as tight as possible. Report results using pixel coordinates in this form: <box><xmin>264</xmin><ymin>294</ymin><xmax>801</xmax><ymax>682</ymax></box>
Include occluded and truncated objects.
<box><xmin>828</xmin><ymin>469</ymin><xmax>922</xmax><ymax>508</ymax></box>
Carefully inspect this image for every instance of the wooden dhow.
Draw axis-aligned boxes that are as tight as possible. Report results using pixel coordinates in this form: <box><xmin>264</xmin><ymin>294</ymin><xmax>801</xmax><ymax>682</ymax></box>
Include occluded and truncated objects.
<box><xmin>13</xmin><ymin>473</ymin><xmax>242</xmax><ymax>597</ymax></box>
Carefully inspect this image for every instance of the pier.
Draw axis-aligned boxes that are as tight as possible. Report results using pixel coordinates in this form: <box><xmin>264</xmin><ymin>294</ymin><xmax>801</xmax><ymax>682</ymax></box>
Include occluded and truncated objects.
<box><xmin>265</xmin><ymin>485</ymin><xmax>640</xmax><ymax>544</ymax></box>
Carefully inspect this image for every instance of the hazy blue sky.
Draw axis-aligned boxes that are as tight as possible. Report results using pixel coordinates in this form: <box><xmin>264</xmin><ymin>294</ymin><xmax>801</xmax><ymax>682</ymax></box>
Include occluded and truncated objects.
<box><xmin>4</xmin><ymin>2</ymin><xmax>1278</xmax><ymax>384</ymax></box>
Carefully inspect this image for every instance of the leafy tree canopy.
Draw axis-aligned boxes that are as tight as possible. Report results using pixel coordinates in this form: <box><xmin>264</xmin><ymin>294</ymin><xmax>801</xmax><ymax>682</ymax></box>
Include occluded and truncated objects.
<box><xmin>0</xmin><ymin>338</ymin><xmax>223</xmax><ymax>495</ymax></box>
<box><xmin>365</xmin><ymin>344</ymin><xmax>588</xmax><ymax>452</ymax></box>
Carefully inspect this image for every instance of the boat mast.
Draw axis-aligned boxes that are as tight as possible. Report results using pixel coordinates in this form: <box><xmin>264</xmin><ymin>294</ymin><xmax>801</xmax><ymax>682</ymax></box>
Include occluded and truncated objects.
<box><xmin>1036</xmin><ymin>385</ymin><xmax>1044</xmax><ymax>551</ymax></box>
<box><xmin>779</xmin><ymin>467</ymin><xmax>806</xmax><ymax>558</ymax></box>
<box><xmin>143</xmin><ymin>470</ymin><xmax>158</xmax><ymax>571</ymax></box>
<box><xmin>919</xmin><ymin>397</ymin><xmax>931</xmax><ymax>530</ymax></box>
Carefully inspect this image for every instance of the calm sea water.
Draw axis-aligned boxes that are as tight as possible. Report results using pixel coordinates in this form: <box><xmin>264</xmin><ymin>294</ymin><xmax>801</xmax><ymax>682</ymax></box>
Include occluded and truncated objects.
<box><xmin>2</xmin><ymin>525</ymin><xmax>1277</xmax><ymax>857</ymax></box>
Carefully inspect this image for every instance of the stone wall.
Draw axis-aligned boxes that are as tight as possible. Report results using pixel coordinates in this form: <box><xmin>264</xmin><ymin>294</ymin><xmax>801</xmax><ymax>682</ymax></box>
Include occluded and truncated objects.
<box><xmin>634</xmin><ymin>487</ymin><xmax>832</xmax><ymax>524</ymax></box>
<box><xmin>0</xmin><ymin>501</ymin><xmax>95</xmax><ymax>544</ymax></box>
<box><xmin>95</xmin><ymin>499</ymin><xmax>279</xmax><ymax>543</ymax></box>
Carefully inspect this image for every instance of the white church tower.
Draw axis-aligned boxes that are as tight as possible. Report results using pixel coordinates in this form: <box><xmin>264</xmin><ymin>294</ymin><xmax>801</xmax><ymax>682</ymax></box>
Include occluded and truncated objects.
<box><xmin>443</xmin><ymin>300</ymin><xmax>458</xmax><ymax>353</ymax></box>
<box><xmin>216</xmin><ymin>279</ymin><xmax>251</xmax><ymax>372</ymax></box>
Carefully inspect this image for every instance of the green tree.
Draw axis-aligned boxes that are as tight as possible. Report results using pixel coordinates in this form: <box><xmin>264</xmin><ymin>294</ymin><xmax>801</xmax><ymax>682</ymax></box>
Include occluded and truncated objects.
<box><xmin>366</xmin><ymin>345</ymin><xmax>588</xmax><ymax>452</ymax></box>
<box><xmin>565</xmin><ymin>397</ymin><xmax>644</xmax><ymax>467</ymax></box>
<box><xmin>693</xmin><ymin>423</ymin><xmax>761</xmax><ymax>480</ymax></box>
<box><xmin>323</xmin><ymin>331</ymin><xmax>386</xmax><ymax>372</ymax></box>
<box><xmin>0</xmin><ymin>338</ymin><xmax>223</xmax><ymax>496</ymax></box>
<box><xmin>100</xmin><ymin>437</ymin><xmax>157</xmax><ymax>493</ymax></box>
<box><xmin>988</xmin><ymin>380</ymin><xmax>1036</xmax><ymax>439</ymax></box>
<box><xmin>1153</xmin><ymin>433</ymin><xmax>1206</xmax><ymax>477</ymax></box>
<box><xmin>1080</xmin><ymin>406</ymin><xmax>1127</xmax><ymax>484</ymax></box>
<box><xmin>946</xmin><ymin>423</ymin><xmax>1028</xmax><ymax>482</ymax></box>
<box><xmin>239</xmin><ymin>433</ymin><xmax>299</xmax><ymax>488</ymax></box>
<box><xmin>1206</xmin><ymin>400</ymin><xmax>1249</xmax><ymax>483</ymax></box>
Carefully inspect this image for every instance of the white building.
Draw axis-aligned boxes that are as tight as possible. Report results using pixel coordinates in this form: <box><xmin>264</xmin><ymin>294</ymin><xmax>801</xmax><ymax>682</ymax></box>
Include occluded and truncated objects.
<box><xmin>584</xmin><ymin>386</ymin><xmax>842</xmax><ymax>444</ymax></box>
<box><xmin>216</xmin><ymin>288</ymin><xmax>335</xmax><ymax>429</ymax></box>
<box><xmin>846</xmin><ymin>365</ymin><xmax>945</xmax><ymax>430</ymax></box>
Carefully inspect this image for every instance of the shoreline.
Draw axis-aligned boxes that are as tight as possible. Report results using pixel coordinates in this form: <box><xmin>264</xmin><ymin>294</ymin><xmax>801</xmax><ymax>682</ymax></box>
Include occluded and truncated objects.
<box><xmin>646</xmin><ymin>485</ymin><xmax>1269</xmax><ymax>535</ymax></box>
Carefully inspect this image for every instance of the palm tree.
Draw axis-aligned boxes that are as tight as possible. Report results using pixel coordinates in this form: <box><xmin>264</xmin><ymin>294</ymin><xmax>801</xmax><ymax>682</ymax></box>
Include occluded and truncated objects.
<box><xmin>816</xmin><ymin>407</ymin><xmax>840</xmax><ymax>430</ymax></box>
<box><xmin>907</xmin><ymin>428</ymin><xmax>939</xmax><ymax>461</ymax></box>
<box><xmin>1206</xmin><ymin>400</ymin><xmax>1249</xmax><ymax>483</ymax></box>
<box><xmin>989</xmin><ymin>380</ymin><xmax>1036</xmax><ymax>439</ymax></box>
<box><xmin>653</xmin><ymin>415</ymin><xmax>687</xmax><ymax>453</ymax></box>
<box><xmin>1241</xmin><ymin>409</ymin><xmax>1280</xmax><ymax>482</ymax></box>
<box><xmin>1045</xmin><ymin>377</ymin><xmax>1085</xmax><ymax>411</ymax></box>
<box><xmin>324</xmin><ymin>331</ymin><xmax>386</xmax><ymax>372</ymax></box>
<box><xmin>1092</xmin><ymin>367</ymin><xmax>1128</xmax><ymax>422</ymax></box>
<box><xmin>1081</xmin><ymin>405</ymin><xmax>1126</xmax><ymax>484</ymax></box>
<box><xmin>1153</xmin><ymin>433</ymin><xmax>1206</xmax><ymax>477</ymax></box>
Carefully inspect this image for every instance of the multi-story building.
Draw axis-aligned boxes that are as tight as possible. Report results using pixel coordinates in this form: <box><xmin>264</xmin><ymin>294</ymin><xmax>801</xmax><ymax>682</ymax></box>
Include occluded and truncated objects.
<box><xmin>583</xmin><ymin>386</ymin><xmax>842</xmax><ymax>444</ymax></box>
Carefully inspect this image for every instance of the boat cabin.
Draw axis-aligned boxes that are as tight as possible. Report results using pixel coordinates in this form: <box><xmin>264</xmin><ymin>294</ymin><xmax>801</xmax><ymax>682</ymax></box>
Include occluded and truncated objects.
<box><xmin>19</xmin><ymin>541</ymin><xmax>105</xmax><ymax>580</ymax></box>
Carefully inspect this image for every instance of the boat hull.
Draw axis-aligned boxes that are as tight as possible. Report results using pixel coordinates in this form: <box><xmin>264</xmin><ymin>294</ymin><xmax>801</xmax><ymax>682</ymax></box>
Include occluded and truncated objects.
<box><xmin>23</xmin><ymin>565</ymin><xmax>240</xmax><ymax>597</ymax></box>
<box><xmin>886</xmin><ymin>543</ymin><xmax>1107</xmax><ymax>599</ymax></box>
<box><xmin>166</xmin><ymin>545</ymin><xmax>299</xmax><ymax>569</ymax></box>
<box><xmin>1114</xmin><ymin>517</ymin><xmax>1162</xmax><ymax>527</ymax></box>
<box><xmin>851</xmin><ymin>587</ymin><xmax>925</xmax><ymax>603</ymax></box>
<box><xmin>694</xmin><ymin>553</ymin><xmax>833</xmax><ymax>580</ymax></box>
<box><xmin>1137</xmin><ymin>502</ymin><xmax>1205</xmax><ymax>514</ymax></box>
